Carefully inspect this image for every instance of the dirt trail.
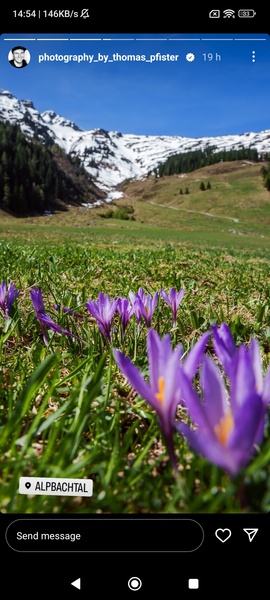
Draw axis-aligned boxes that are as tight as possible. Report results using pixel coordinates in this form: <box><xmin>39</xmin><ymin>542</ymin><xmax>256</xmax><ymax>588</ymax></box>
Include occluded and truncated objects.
<box><xmin>148</xmin><ymin>201</ymin><xmax>239</xmax><ymax>223</ymax></box>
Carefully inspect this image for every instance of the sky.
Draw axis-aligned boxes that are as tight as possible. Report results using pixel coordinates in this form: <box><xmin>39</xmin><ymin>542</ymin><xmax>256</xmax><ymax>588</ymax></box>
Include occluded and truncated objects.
<box><xmin>0</xmin><ymin>33</ymin><xmax>269</xmax><ymax>137</ymax></box>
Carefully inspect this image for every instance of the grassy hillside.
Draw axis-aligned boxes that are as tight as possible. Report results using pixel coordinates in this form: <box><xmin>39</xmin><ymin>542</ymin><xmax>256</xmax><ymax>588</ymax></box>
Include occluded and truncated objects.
<box><xmin>0</xmin><ymin>160</ymin><xmax>270</xmax><ymax>250</ymax></box>
<box><xmin>115</xmin><ymin>160</ymin><xmax>270</xmax><ymax>233</ymax></box>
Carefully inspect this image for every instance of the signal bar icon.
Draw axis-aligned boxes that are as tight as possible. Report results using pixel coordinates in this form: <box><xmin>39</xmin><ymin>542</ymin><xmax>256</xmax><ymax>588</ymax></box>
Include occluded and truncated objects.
<box><xmin>243</xmin><ymin>528</ymin><xmax>258</xmax><ymax>542</ymax></box>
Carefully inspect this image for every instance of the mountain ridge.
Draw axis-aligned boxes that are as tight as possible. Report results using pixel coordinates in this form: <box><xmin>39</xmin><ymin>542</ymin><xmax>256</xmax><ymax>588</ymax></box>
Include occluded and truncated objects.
<box><xmin>0</xmin><ymin>89</ymin><xmax>269</xmax><ymax>199</ymax></box>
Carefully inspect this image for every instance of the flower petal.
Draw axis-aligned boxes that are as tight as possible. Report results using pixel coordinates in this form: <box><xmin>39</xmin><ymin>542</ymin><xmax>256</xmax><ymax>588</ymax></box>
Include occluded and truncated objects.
<box><xmin>249</xmin><ymin>338</ymin><xmax>263</xmax><ymax>393</ymax></box>
<box><xmin>177</xmin><ymin>369</ymin><xmax>211</xmax><ymax>431</ymax></box>
<box><xmin>176</xmin><ymin>422</ymin><xmax>244</xmax><ymax>476</ymax></box>
<box><xmin>231</xmin><ymin>345</ymin><xmax>256</xmax><ymax>410</ymax></box>
<box><xmin>200</xmin><ymin>355</ymin><xmax>228</xmax><ymax>428</ymax></box>
<box><xmin>229</xmin><ymin>391</ymin><xmax>265</xmax><ymax>450</ymax></box>
<box><xmin>262</xmin><ymin>364</ymin><xmax>270</xmax><ymax>406</ymax></box>
<box><xmin>30</xmin><ymin>287</ymin><xmax>46</xmax><ymax>313</ymax></box>
<box><xmin>0</xmin><ymin>280</ymin><xmax>6</xmax><ymax>310</ymax></box>
<box><xmin>183</xmin><ymin>331</ymin><xmax>210</xmax><ymax>379</ymax></box>
<box><xmin>211</xmin><ymin>322</ymin><xmax>236</xmax><ymax>376</ymax></box>
<box><xmin>113</xmin><ymin>348</ymin><xmax>156</xmax><ymax>408</ymax></box>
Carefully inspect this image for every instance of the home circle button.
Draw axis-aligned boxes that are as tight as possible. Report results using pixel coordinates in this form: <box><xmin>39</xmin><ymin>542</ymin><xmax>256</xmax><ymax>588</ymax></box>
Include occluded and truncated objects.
<box><xmin>128</xmin><ymin>577</ymin><xmax>142</xmax><ymax>591</ymax></box>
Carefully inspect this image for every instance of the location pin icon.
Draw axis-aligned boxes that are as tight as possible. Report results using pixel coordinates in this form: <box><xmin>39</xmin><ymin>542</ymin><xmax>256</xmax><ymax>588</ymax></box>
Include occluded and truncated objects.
<box><xmin>25</xmin><ymin>482</ymin><xmax>31</xmax><ymax>489</ymax></box>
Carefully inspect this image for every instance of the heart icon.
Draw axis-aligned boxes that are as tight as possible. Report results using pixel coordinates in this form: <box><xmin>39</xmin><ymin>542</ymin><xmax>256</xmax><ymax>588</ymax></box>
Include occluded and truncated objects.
<box><xmin>215</xmin><ymin>528</ymin><xmax>231</xmax><ymax>543</ymax></box>
<box><xmin>25</xmin><ymin>482</ymin><xmax>31</xmax><ymax>489</ymax></box>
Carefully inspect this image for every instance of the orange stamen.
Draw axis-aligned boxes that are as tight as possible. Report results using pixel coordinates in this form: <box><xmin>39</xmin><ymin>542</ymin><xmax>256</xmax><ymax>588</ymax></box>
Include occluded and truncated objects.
<box><xmin>214</xmin><ymin>410</ymin><xmax>234</xmax><ymax>445</ymax></box>
<box><xmin>155</xmin><ymin>377</ymin><xmax>165</xmax><ymax>404</ymax></box>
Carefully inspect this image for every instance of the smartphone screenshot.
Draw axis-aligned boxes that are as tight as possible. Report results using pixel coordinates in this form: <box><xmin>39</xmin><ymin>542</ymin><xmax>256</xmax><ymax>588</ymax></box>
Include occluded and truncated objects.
<box><xmin>1</xmin><ymin>5</ymin><xmax>269</xmax><ymax>596</ymax></box>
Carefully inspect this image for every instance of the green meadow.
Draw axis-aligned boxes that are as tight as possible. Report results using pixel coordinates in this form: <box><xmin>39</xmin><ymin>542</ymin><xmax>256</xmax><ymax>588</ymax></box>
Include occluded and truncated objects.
<box><xmin>1</xmin><ymin>159</ymin><xmax>270</xmax><ymax>515</ymax></box>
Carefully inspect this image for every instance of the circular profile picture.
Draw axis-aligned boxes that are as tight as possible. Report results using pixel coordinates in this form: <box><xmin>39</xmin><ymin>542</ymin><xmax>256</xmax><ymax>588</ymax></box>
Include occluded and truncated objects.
<box><xmin>8</xmin><ymin>46</ymin><xmax>30</xmax><ymax>68</ymax></box>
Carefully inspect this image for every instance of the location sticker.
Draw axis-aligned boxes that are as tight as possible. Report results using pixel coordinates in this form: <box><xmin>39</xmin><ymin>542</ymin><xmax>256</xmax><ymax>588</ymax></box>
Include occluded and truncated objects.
<box><xmin>19</xmin><ymin>477</ymin><xmax>93</xmax><ymax>497</ymax></box>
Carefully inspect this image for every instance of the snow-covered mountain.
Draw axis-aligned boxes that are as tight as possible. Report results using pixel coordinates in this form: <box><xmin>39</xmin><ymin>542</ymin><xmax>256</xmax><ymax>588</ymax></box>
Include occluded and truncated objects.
<box><xmin>1</xmin><ymin>89</ymin><xmax>269</xmax><ymax>198</ymax></box>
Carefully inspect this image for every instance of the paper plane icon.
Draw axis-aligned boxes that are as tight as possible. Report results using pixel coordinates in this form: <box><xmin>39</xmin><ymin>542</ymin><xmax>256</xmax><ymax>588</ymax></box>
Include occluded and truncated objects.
<box><xmin>71</xmin><ymin>578</ymin><xmax>81</xmax><ymax>590</ymax></box>
<box><xmin>243</xmin><ymin>528</ymin><xmax>258</xmax><ymax>542</ymax></box>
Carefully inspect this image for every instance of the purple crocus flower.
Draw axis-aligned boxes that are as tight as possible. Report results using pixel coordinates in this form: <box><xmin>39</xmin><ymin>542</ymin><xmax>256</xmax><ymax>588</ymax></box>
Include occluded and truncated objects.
<box><xmin>212</xmin><ymin>324</ymin><xmax>270</xmax><ymax>407</ymax></box>
<box><xmin>129</xmin><ymin>287</ymin><xmax>146</xmax><ymax>327</ymax></box>
<box><xmin>129</xmin><ymin>287</ymin><xmax>147</xmax><ymax>305</ymax></box>
<box><xmin>85</xmin><ymin>292</ymin><xmax>119</xmax><ymax>342</ymax></box>
<box><xmin>129</xmin><ymin>287</ymin><xmax>159</xmax><ymax>328</ymax></box>
<box><xmin>116</xmin><ymin>297</ymin><xmax>134</xmax><ymax>337</ymax></box>
<box><xmin>30</xmin><ymin>287</ymin><xmax>83</xmax><ymax>345</ymax></box>
<box><xmin>175</xmin><ymin>339</ymin><xmax>270</xmax><ymax>477</ymax></box>
<box><xmin>113</xmin><ymin>328</ymin><xmax>210</xmax><ymax>471</ymax></box>
<box><xmin>211</xmin><ymin>322</ymin><xmax>237</xmax><ymax>378</ymax></box>
<box><xmin>160</xmin><ymin>287</ymin><xmax>184</xmax><ymax>326</ymax></box>
<box><xmin>248</xmin><ymin>337</ymin><xmax>270</xmax><ymax>408</ymax></box>
<box><xmin>0</xmin><ymin>280</ymin><xmax>20</xmax><ymax>317</ymax></box>
<box><xmin>138</xmin><ymin>292</ymin><xmax>159</xmax><ymax>328</ymax></box>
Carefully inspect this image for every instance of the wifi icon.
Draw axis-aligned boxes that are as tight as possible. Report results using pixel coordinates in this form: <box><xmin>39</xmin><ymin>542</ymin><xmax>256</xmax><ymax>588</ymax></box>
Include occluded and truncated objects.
<box><xmin>223</xmin><ymin>9</ymin><xmax>235</xmax><ymax>17</ymax></box>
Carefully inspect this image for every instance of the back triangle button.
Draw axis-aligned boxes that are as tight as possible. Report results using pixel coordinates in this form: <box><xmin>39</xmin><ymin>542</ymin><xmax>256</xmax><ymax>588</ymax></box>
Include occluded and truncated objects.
<box><xmin>71</xmin><ymin>578</ymin><xmax>81</xmax><ymax>590</ymax></box>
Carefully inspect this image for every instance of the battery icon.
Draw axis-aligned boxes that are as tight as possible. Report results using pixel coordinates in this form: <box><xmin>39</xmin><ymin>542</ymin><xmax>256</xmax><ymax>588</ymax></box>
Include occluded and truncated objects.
<box><xmin>238</xmin><ymin>9</ymin><xmax>256</xmax><ymax>17</ymax></box>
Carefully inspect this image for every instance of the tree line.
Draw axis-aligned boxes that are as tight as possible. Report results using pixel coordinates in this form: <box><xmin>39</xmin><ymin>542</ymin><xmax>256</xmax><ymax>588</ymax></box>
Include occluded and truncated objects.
<box><xmin>0</xmin><ymin>120</ymin><xmax>103</xmax><ymax>216</ymax></box>
<box><xmin>261</xmin><ymin>164</ymin><xmax>270</xmax><ymax>191</ymax></box>
<box><xmin>152</xmin><ymin>145</ymin><xmax>266</xmax><ymax>178</ymax></box>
